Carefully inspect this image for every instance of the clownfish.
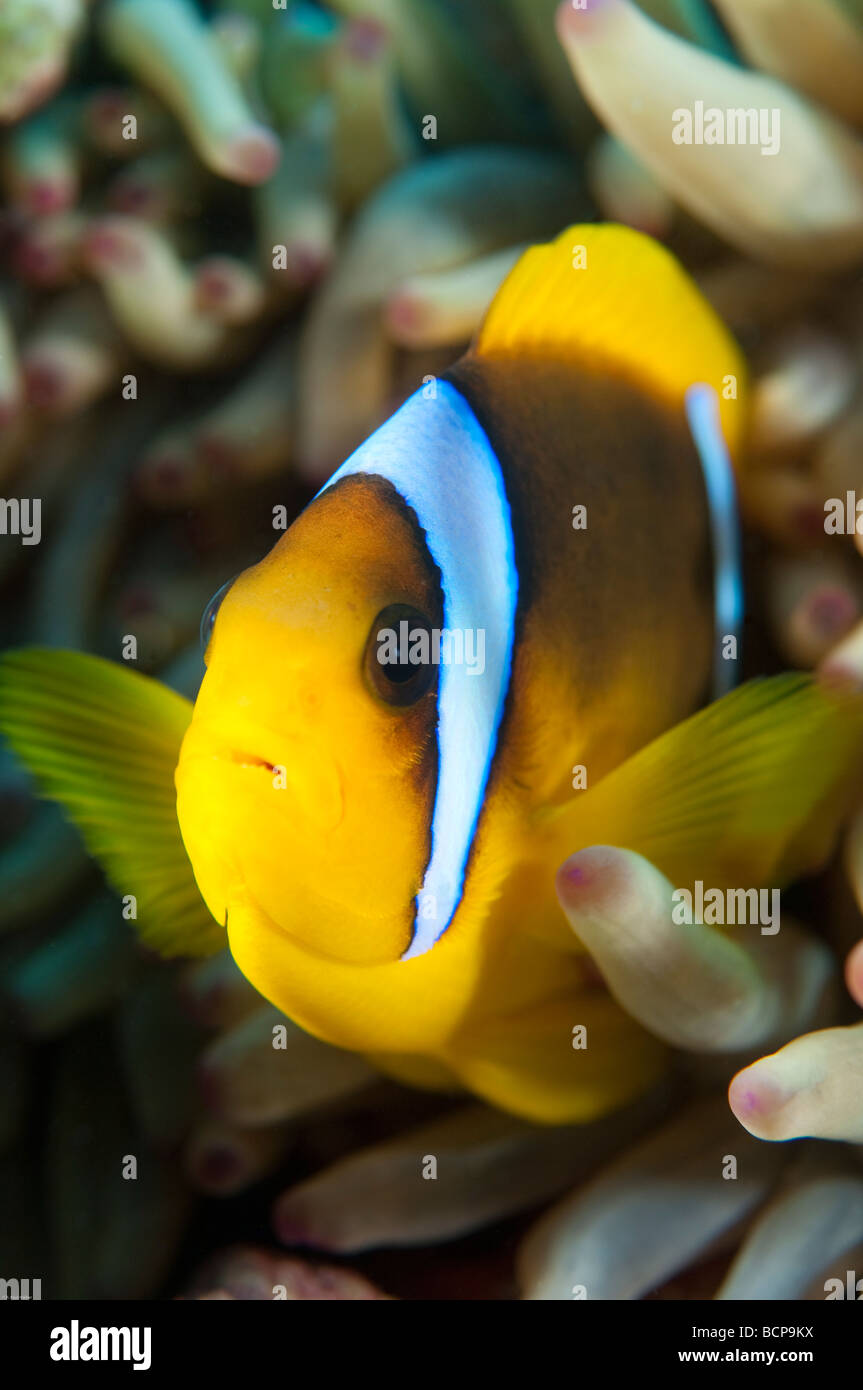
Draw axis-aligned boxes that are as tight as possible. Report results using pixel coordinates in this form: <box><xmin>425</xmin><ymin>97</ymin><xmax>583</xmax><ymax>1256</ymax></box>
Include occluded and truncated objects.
<box><xmin>2</xmin><ymin>225</ymin><xmax>862</xmax><ymax>1123</ymax></box>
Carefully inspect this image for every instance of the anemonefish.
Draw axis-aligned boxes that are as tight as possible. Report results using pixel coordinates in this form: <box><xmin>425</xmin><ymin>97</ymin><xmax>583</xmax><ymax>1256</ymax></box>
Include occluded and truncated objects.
<box><xmin>2</xmin><ymin>225</ymin><xmax>862</xmax><ymax>1123</ymax></box>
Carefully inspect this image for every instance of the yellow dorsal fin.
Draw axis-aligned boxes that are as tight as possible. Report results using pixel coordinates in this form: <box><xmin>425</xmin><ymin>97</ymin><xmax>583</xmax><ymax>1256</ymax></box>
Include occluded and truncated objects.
<box><xmin>476</xmin><ymin>223</ymin><xmax>746</xmax><ymax>456</ymax></box>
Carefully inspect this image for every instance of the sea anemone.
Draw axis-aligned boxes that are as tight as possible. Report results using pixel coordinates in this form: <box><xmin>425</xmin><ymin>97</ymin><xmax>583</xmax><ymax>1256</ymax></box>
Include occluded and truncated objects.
<box><xmin>1</xmin><ymin>0</ymin><xmax>862</xmax><ymax>1304</ymax></box>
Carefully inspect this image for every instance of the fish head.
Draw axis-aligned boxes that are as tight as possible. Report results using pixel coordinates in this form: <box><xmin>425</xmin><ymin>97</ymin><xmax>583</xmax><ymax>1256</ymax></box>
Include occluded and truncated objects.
<box><xmin>175</xmin><ymin>473</ymin><xmax>443</xmax><ymax>966</ymax></box>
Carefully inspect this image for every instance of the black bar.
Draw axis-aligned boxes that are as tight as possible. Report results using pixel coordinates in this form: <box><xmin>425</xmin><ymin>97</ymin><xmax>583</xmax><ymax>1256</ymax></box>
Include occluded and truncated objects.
<box><xmin>0</xmin><ymin>1296</ymin><xmax>857</xmax><ymax>1378</ymax></box>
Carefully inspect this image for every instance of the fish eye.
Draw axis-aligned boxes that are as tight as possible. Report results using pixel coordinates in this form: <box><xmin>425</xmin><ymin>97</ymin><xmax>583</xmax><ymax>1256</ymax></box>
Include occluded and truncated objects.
<box><xmin>364</xmin><ymin>603</ymin><xmax>437</xmax><ymax>707</ymax></box>
<box><xmin>200</xmin><ymin>578</ymin><xmax>235</xmax><ymax>663</ymax></box>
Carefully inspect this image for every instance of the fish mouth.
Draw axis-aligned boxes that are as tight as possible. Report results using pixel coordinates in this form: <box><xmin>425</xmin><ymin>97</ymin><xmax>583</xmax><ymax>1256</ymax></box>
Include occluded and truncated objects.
<box><xmin>180</xmin><ymin>712</ymin><xmax>289</xmax><ymax>777</ymax></box>
<box><xmin>228</xmin><ymin>750</ymin><xmax>277</xmax><ymax>774</ymax></box>
<box><xmin>221</xmin><ymin>744</ymin><xmax>345</xmax><ymax>831</ymax></box>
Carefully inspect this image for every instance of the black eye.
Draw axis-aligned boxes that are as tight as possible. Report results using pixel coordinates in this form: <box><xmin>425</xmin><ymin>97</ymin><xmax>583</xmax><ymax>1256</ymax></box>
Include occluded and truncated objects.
<box><xmin>200</xmin><ymin>578</ymin><xmax>235</xmax><ymax>663</ymax></box>
<box><xmin>364</xmin><ymin>604</ymin><xmax>437</xmax><ymax>707</ymax></box>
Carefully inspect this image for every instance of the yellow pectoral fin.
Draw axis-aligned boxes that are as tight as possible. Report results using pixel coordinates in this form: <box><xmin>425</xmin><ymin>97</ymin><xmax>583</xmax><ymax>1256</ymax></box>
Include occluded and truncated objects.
<box><xmin>556</xmin><ymin>673</ymin><xmax>863</xmax><ymax>893</ymax></box>
<box><xmin>0</xmin><ymin>648</ymin><xmax>222</xmax><ymax>958</ymax></box>
<box><xmin>444</xmin><ymin>991</ymin><xmax>667</xmax><ymax>1125</ymax></box>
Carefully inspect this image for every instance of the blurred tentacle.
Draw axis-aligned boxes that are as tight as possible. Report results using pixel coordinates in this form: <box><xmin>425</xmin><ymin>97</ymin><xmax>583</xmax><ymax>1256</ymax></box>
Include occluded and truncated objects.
<box><xmin>101</xmin><ymin>0</ymin><xmax>280</xmax><ymax>185</ymax></box>
<box><xmin>518</xmin><ymin>1096</ymin><xmax>785</xmax><ymax>1300</ymax></box>
<box><xmin>713</xmin><ymin>0</ymin><xmax>863</xmax><ymax>127</ymax></box>
<box><xmin>716</xmin><ymin>1148</ymin><xmax>863</xmax><ymax>1299</ymax></box>
<box><xmin>556</xmin><ymin>0</ymin><xmax>863</xmax><ymax>267</ymax></box>
<box><xmin>297</xmin><ymin>147</ymin><xmax>582</xmax><ymax>479</ymax></box>
<box><xmin>198</xmin><ymin>1005</ymin><xmax>377</xmax><ymax>1127</ymax></box>
<box><xmin>273</xmin><ymin>1091</ymin><xmax>664</xmax><ymax>1253</ymax></box>
<box><xmin>730</xmin><ymin>1021</ymin><xmax>863</xmax><ymax>1142</ymax></box>
<box><xmin>556</xmin><ymin>846</ymin><xmax>837</xmax><ymax>1054</ymax></box>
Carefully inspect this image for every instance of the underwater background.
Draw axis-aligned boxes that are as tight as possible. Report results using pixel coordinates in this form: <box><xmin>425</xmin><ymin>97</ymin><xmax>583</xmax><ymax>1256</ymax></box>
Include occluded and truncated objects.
<box><xmin>1</xmin><ymin>0</ymin><xmax>863</xmax><ymax>1302</ymax></box>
